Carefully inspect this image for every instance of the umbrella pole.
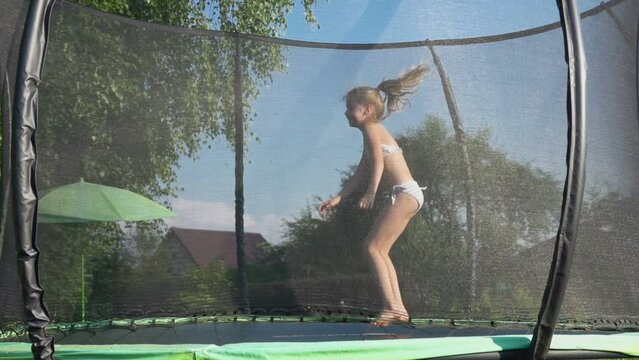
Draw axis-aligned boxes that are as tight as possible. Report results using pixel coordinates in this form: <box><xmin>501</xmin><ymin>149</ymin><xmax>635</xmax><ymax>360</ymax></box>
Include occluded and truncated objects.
<box><xmin>81</xmin><ymin>253</ymin><xmax>85</xmax><ymax>322</ymax></box>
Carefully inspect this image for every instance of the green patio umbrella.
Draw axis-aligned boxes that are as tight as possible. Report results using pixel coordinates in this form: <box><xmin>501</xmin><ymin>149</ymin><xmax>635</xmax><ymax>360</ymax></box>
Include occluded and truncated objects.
<box><xmin>38</xmin><ymin>178</ymin><xmax>176</xmax><ymax>223</ymax></box>
<box><xmin>37</xmin><ymin>178</ymin><xmax>177</xmax><ymax>321</ymax></box>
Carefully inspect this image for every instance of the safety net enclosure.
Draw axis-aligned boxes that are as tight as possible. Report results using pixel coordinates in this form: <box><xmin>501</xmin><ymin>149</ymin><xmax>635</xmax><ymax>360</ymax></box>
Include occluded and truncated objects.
<box><xmin>0</xmin><ymin>0</ymin><xmax>638</xmax><ymax>359</ymax></box>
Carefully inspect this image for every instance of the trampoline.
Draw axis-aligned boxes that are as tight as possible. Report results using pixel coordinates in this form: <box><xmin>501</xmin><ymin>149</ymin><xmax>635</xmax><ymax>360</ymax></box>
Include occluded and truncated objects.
<box><xmin>1</xmin><ymin>0</ymin><xmax>638</xmax><ymax>359</ymax></box>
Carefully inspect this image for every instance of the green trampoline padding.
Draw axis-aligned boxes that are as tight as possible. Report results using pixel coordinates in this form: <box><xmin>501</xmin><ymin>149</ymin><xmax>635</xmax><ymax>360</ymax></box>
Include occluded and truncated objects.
<box><xmin>1</xmin><ymin>334</ymin><xmax>638</xmax><ymax>359</ymax></box>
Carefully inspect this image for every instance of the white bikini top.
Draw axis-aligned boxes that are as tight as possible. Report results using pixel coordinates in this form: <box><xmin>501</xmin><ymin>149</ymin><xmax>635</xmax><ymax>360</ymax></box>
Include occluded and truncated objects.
<box><xmin>381</xmin><ymin>143</ymin><xmax>402</xmax><ymax>157</ymax></box>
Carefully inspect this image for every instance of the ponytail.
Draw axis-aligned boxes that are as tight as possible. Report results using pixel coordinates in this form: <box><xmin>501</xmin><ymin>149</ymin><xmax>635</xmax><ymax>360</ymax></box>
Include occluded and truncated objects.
<box><xmin>344</xmin><ymin>63</ymin><xmax>429</xmax><ymax>121</ymax></box>
<box><xmin>377</xmin><ymin>63</ymin><xmax>429</xmax><ymax>119</ymax></box>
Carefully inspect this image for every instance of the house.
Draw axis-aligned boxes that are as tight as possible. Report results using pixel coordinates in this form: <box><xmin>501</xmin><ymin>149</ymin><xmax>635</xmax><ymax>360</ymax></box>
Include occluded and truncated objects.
<box><xmin>162</xmin><ymin>227</ymin><xmax>268</xmax><ymax>269</ymax></box>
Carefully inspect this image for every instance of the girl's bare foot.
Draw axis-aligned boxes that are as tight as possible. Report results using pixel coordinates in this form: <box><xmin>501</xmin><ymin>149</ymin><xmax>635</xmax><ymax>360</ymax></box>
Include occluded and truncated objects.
<box><xmin>373</xmin><ymin>308</ymin><xmax>411</xmax><ymax>327</ymax></box>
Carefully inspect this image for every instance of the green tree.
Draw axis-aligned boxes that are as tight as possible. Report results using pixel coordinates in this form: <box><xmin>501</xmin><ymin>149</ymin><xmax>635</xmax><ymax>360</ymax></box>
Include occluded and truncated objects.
<box><xmin>33</xmin><ymin>0</ymin><xmax>322</xmax><ymax>321</ymax></box>
<box><xmin>281</xmin><ymin>117</ymin><xmax>562</xmax><ymax>319</ymax></box>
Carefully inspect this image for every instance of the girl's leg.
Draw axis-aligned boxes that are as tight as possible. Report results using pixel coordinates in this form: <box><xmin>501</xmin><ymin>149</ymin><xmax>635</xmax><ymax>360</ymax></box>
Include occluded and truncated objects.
<box><xmin>364</xmin><ymin>210</ymin><xmax>400</xmax><ymax>312</ymax></box>
<box><xmin>384</xmin><ymin>252</ymin><xmax>406</xmax><ymax>313</ymax></box>
<box><xmin>364</xmin><ymin>192</ymin><xmax>419</xmax><ymax>325</ymax></box>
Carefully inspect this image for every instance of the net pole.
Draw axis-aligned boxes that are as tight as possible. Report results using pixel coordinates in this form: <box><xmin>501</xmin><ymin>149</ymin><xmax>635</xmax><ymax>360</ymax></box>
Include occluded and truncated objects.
<box><xmin>530</xmin><ymin>1</ymin><xmax>587</xmax><ymax>359</ymax></box>
<box><xmin>81</xmin><ymin>253</ymin><xmax>85</xmax><ymax>322</ymax></box>
<box><xmin>428</xmin><ymin>44</ymin><xmax>478</xmax><ymax>314</ymax></box>
<box><xmin>233</xmin><ymin>34</ymin><xmax>250</xmax><ymax>314</ymax></box>
<box><xmin>12</xmin><ymin>0</ymin><xmax>57</xmax><ymax>358</ymax></box>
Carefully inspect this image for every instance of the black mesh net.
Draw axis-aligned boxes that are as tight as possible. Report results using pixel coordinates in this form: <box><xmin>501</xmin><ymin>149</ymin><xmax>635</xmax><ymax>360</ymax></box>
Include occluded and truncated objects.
<box><xmin>0</xmin><ymin>0</ymin><xmax>637</xmax><ymax>333</ymax></box>
<box><xmin>561</xmin><ymin>1</ymin><xmax>639</xmax><ymax>322</ymax></box>
<box><xmin>0</xmin><ymin>0</ymin><xmax>28</xmax><ymax>74</ymax></box>
<box><xmin>0</xmin><ymin>0</ymin><xmax>30</xmax><ymax>328</ymax></box>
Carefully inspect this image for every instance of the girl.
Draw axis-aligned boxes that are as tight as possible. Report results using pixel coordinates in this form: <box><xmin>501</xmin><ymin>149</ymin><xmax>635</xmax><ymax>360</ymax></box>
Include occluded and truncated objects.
<box><xmin>319</xmin><ymin>64</ymin><xmax>428</xmax><ymax>327</ymax></box>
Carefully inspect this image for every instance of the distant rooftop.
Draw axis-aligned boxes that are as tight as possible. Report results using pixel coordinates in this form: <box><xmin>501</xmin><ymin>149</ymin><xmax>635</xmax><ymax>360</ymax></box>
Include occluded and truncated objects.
<box><xmin>169</xmin><ymin>227</ymin><xmax>267</xmax><ymax>268</ymax></box>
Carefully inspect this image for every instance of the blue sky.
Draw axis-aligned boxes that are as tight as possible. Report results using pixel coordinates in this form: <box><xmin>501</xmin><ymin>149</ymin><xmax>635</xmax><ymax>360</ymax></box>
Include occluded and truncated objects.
<box><xmin>165</xmin><ymin>1</ymin><xmax>635</xmax><ymax>244</ymax></box>
<box><xmin>282</xmin><ymin>0</ymin><xmax>602</xmax><ymax>43</ymax></box>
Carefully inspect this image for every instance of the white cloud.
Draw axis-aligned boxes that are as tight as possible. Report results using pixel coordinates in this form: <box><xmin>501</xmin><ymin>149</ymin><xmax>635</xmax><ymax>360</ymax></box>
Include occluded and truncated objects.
<box><xmin>246</xmin><ymin>213</ymin><xmax>289</xmax><ymax>245</ymax></box>
<box><xmin>165</xmin><ymin>198</ymin><xmax>242</xmax><ymax>231</ymax></box>
<box><xmin>165</xmin><ymin>198</ymin><xmax>288</xmax><ymax>244</ymax></box>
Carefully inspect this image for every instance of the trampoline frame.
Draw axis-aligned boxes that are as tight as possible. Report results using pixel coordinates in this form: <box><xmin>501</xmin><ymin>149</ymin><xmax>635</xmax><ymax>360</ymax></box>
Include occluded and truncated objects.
<box><xmin>4</xmin><ymin>0</ymin><xmax>638</xmax><ymax>359</ymax></box>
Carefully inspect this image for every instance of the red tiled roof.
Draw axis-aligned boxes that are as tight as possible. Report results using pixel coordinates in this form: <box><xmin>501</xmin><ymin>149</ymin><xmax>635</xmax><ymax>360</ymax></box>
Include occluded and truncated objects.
<box><xmin>169</xmin><ymin>227</ymin><xmax>267</xmax><ymax>268</ymax></box>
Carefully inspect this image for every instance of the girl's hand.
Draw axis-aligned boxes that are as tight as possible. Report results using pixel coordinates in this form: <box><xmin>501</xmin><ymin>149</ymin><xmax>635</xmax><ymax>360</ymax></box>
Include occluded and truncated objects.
<box><xmin>358</xmin><ymin>192</ymin><xmax>375</xmax><ymax>210</ymax></box>
<box><xmin>319</xmin><ymin>195</ymin><xmax>341</xmax><ymax>216</ymax></box>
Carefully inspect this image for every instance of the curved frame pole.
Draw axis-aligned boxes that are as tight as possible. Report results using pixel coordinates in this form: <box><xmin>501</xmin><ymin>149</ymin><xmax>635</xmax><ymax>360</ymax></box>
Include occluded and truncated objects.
<box><xmin>529</xmin><ymin>1</ymin><xmax>587</xmax><ymax>359</ymax></box>
<box><xmin>427</xmin><ymin>45</ymin><xmax>478</xmax><ymax>313</ymax></box>
<box><xmin>13</xmin><ymin>0</ymin><xmax>57</xmax><ymax>358</ymax></box>
<box><xmin>55</xmin><ymin>0</ymin><xmax>623</xmax><ymax>50</ymax></box>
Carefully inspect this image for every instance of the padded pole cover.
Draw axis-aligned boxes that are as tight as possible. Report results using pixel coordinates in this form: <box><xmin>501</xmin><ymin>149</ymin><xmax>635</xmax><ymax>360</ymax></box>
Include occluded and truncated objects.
<box><xmin>12</xmin><ymin>0</ymin><xmax>57</xmax><ymax>358</ymax></box>
<box><xmin>530</xmin><ymin>0</ymin><xmax>588</xmax><ymax>359</ymax></box>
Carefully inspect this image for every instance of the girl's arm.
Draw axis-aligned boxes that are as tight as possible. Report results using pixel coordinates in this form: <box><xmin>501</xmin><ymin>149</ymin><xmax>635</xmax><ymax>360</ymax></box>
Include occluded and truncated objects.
<box><xmin>319</xmin><ymin>151</ymin><xmax>367</xmax><ymax>216</ymax></box>
<box><xmin>362</xmin><ymin>126</ymin><xmax>384</xmax><ymax>198</ymax></box>
<box><xmin>337</xmin><ymin>150</ymin><xmax>368</xmax><ymax>199</ymax></box>
<box><xmin>319</xmin><ymin>150</ymin><xmax>368</xmax><ymax>216</ymax></box>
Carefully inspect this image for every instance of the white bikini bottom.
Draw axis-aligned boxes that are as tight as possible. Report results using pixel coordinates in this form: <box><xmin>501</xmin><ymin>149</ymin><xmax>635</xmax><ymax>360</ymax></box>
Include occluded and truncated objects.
<box><xmin>391</xmin><ymin>181</ymin><xmax>427</xmax><ymax>211</ymax></box>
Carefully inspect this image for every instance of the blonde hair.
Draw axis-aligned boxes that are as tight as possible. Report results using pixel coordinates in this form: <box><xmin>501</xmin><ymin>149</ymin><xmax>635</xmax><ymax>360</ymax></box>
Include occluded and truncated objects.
<box><xmin>345</xmin><ymin>63</ymin><xmax>429</xmax><ymax>121</ymax></box>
